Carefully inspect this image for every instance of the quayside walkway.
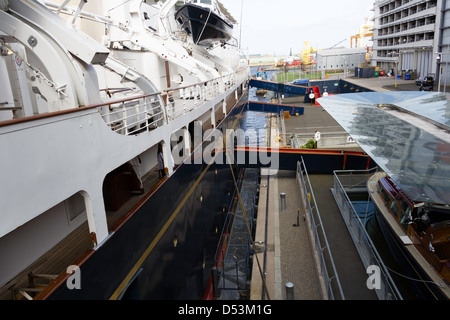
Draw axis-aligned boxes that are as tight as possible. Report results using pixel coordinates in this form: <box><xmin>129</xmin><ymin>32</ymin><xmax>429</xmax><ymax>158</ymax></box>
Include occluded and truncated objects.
<box><xmin>248</xmin><ymin>94</ymin><xmax>378</xmax><ymax>300</ymax></box>
<box><xmin>250</xmin><ymin>168</ymin><xmax>324</xmax><ymax>300</ymax></box>
<box><xmin>250</xmin><ymin>169</ymin><xmax>377</xmax><ymax>300</ymax></box>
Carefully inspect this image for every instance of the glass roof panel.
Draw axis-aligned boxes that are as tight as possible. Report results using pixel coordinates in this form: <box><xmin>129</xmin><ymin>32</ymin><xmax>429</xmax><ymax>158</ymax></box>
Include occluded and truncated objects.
<box><xmin>318</xmin><ymin>92</ymin><xmax>450</xmax><ymax>206</ymax></box>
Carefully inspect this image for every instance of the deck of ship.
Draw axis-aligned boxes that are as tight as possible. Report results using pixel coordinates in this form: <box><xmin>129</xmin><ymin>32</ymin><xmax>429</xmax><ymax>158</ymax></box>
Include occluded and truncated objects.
<box><xmin>0</xmin><ymin>164</ymin><xmax>165</xmax><ymax>300</ymax></box>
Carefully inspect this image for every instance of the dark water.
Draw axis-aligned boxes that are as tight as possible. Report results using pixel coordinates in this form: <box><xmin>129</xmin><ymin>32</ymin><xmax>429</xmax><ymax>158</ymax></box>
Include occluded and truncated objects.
<box><xmin>348</xmin><ymin>194</ymin><xmax>418</xmax><ymax>299</ymax></box>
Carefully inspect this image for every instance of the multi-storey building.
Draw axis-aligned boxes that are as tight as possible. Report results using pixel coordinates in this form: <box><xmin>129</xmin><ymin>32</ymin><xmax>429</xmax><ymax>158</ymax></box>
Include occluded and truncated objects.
<box><xmin>372</xmin><ymin>0</ymin><xmax>450</xmax><ymax>85</ymax></box>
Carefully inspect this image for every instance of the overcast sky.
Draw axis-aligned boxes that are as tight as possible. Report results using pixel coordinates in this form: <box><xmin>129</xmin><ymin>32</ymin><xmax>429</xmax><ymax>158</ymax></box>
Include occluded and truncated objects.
<box><xmin>219</xmin><ymin>0</ymin><xmax>375</xmax><ymax>56</ymax></box>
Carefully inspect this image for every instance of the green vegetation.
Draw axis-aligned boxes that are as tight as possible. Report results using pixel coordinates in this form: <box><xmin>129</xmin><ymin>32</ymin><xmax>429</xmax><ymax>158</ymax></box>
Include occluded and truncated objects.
<box><xmin>301</xmin><ymin>139</ymin><xmax>316</xmax><ymax>149</ymax></box>
<box><xmin>275</xmin><ymin>70</ymin><xmax>344</xmax><ymax>83</ymax></box>
<box><xmin>276</xmin><ymin>71</ymin><xmax>321</xmax><ymax>82</ymax></box>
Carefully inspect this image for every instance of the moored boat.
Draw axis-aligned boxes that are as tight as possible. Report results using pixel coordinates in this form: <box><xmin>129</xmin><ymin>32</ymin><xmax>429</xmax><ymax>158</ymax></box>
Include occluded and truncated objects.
<box><xmin>368</xmin><ymin>172</ymin><xmax>450</xmax><ymax>300</ymax></box>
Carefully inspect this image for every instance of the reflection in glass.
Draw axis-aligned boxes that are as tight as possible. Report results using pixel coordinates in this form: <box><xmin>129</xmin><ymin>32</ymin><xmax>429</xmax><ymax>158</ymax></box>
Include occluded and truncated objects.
<box><xmin>319</xmin><ymin>92</ymin><xmax>450</xmax><ymax>205</ymax></box>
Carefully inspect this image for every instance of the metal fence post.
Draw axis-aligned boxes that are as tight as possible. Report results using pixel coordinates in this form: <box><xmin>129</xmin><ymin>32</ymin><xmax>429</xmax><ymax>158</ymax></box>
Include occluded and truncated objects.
<box><xmin>280</xmin><ymin>192</ymin><xmax>286</xmax><ymax>212</ymax></box>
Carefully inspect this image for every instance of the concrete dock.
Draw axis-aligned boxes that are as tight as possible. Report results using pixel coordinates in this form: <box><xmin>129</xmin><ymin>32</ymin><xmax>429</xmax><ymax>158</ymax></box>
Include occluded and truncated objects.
<box><xmin>248</xmin><ymin>76</ymin><xmax>422</xmax><ymax>300</ymax></box>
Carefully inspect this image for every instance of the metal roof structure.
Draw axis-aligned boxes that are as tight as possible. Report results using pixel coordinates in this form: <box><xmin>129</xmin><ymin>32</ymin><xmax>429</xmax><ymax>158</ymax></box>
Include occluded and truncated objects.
<box><xmin>318</xmin><ymin>91</ymin><xmax>450</xmax><ymax>206</ymax></box>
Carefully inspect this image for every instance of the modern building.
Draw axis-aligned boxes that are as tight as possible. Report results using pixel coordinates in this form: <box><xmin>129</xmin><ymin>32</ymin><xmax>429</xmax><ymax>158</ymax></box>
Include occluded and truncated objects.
<box><xmin>437</xmin><ymin>0</ymin><xmax>450</xmax><ymax>88</ymax></box>
<box><xmin>372</xmin><ymin>0</ymin><xmax>447</xmax><ymax>83</ymax></box>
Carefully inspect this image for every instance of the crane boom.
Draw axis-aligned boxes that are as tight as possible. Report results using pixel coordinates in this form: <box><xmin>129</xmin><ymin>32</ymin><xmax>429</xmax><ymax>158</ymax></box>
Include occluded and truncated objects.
<box><xmin>327</xmin><ymin>39</ymin><xmax>346</xmax><ymax>49</ymax></box>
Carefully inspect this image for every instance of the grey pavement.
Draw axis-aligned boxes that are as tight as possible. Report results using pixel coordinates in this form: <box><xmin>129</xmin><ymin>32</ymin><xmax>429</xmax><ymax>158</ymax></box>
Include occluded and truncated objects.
<box><xmin>250</xmin><ymin>169</ymin><xmax>324</xmax><ymax>300</ymax></box>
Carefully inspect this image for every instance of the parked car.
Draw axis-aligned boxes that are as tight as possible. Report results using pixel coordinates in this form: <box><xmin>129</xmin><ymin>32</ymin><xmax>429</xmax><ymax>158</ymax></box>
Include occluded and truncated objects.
<box><xmin>415</xmin><ymin>76</ymin><xmax>434</xmax><ymax>87</ymax></box>
<box><xmin>291</xmin><ymin>79</ymin><xmax>309</xmax><ymax>85</ymax></box>
<box><xmin>419</xmin><ymin>85</ymin><xmax>433</xmax><ymax>91</ymax></box>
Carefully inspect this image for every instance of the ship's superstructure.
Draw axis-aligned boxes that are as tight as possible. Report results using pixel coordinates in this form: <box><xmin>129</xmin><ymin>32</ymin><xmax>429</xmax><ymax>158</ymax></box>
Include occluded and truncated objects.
<box><xmin>0</xmin><ymin>0</ymin><xmax>248</xmax><ymax>300</ymax></box>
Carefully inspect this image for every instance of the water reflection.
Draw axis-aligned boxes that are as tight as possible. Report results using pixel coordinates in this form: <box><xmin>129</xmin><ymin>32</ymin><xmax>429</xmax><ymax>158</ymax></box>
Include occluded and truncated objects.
<box><xmin>241</xmin><ymin>67</ymin><xmax>281</xmax><ymax>146</ymax></box>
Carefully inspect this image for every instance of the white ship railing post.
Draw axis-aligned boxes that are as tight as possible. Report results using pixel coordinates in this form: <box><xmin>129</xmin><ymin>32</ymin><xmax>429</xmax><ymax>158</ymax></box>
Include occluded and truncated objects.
<box><xmin>121</xmin><ymin>102</ymin><xmax>128</xmax><ymax>135</ymax></box>
<box><xmin>183</xmin><ymin>126</ymin><xmax>191</xmax><ymax>155</ymax></box>
<box><xmin>211</xmin><ymin>107</ymin><xmax>216</xmax><ymax>128</ymax></box>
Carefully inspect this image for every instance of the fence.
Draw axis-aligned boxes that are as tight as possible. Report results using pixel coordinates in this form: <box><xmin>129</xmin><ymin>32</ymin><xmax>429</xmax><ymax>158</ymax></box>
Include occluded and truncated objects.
<box><xmin>296</xmin><ymin>158</ymin><xmax>345</xmax><ymax>300</ymax></box>
<box><xmin>331</xmin><ymin>168</ymin><xmax>403</xmax><ymax>300</ymax></box>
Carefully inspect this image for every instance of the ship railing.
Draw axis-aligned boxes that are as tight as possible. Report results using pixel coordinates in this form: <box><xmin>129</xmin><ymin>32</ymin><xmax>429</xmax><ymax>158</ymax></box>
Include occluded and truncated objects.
<box><xmin>296</xmin><ymin>158</ymin><xmax>345</xmax><ymax>300</ymax></box>
<box><xmin>332</xmin><ymin>168</ymin><xmax>403</xmax><ymax>300</ymax></box>
<box><xmin>99</xmin><ymin>67</ymin><xmax>248</xmax><ymax>135</ymax></box>
<box><xmin>0</xmin><ymin>67</ymin><xmax>247</xmax><ymax>134</ymax></box>
<box><xmin>290</xmin><ymin>131</ymin><xmax>355</xmax><ymax>149</ymax></box>
<box><xmin>291</xmin><ymin>135</ymin><xmax>301</xmax><ymax>149</ymax></box>
<box><xmin>163</xmin><ymin>67</ymin><xmax>247</xmax><ymax>121</ymax></box>
<box><xmin>100</xmin><ymin>93</ymin><xmax>165</xmax><ymax>135</ymax></box>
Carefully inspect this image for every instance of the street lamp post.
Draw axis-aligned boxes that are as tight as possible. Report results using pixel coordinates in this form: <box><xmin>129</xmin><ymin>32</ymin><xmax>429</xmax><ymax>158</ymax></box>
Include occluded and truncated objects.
<box><xmin>436</xmin><ymin>52</ymin><xmax>442</xmax><ymax>92</ymax></box>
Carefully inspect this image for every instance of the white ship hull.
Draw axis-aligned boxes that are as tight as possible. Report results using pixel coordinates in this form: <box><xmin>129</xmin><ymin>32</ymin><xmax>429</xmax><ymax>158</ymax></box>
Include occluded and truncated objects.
<box><xmin>0</xmin><ymin>0</ymin><xmax>248</xmax><ymax>299</ymax></box>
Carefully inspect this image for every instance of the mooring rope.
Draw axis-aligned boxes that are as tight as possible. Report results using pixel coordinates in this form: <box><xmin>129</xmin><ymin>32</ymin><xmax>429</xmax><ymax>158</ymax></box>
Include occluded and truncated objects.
<box><xmin>385</xmin><ymin>265</ymin><xmax>445</xmax><ymax>289</ymax></box>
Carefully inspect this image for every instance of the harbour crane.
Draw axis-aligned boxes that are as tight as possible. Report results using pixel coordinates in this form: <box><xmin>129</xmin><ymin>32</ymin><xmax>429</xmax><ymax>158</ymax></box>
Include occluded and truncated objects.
<box><xmin>350</xmin><ymin>18</ymin><xmax>374</xmax><ymax>48</ymax></box>
<box><xmin>326</xmin><ymin>39</ymin><xmax>347</xmax><ymax>50</ymax></box>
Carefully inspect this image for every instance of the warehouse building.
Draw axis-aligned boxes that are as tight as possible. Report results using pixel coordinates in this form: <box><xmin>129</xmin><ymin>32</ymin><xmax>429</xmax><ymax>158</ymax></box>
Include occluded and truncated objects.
<box><xmin>316</xmin><ymin>47</ymin><xmax>367</xmax><ymax>77</ymax></box>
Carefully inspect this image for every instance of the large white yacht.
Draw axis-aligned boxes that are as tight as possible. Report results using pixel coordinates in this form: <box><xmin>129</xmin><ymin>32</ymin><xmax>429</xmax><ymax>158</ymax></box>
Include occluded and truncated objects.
<box><xmin>0</xmin><ymin>0</ymin><xmax>248</xmax><ymax>300</ymax></box>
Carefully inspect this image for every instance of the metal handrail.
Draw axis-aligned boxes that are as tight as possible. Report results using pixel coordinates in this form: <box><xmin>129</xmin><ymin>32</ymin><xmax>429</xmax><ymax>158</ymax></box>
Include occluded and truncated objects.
<box><xmin>296</xmin><ymin>158</ymin><xmax>345</xmax><ymax>300</ymax></box>
<box><xmin>0</xmin><ymin>67</ymin><xmax>248</xmax><ymax>135</ymax></box>
<box><xmin>332</xmin><ymin>168</ymin><xmax>403</xmax><ymax>300</ymax></box>
<box><xmin>99</xmin><ymin>67</ymin><xmax>248</xmax><ymax>135</ymax></box>
<box><xmin>164</xmin><ymin>67</ymin><xmax>248</xmax><ymax>94</ymax></box>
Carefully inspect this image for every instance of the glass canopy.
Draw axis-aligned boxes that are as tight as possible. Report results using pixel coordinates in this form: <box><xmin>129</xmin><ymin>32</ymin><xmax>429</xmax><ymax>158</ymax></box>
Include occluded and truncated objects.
<box><xmin>318</xmin><ymin>91</ymin><xmax>450</xmax><ymax>206</ymax></box>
